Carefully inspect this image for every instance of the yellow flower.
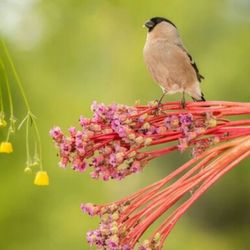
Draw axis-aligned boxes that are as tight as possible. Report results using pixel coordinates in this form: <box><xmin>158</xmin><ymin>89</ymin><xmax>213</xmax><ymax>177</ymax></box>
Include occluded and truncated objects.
<box><xmin>0</xmin><ymin>142</ymin><xmax>13</xmax><ymax>153</ymax></box>
<box><xmin>34</xmin><ymin>171</ymin><xmax>49</xmax><ymax>186</ymax></box>
<box><xmin>0</xmin><ymin>119</ymin><xmax>7</xmax><ymax>128</ymax></box>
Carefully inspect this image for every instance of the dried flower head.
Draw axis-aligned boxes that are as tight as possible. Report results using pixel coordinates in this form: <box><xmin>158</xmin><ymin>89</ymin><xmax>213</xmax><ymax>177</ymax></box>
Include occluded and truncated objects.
<box><xmin>51</xmin><ymin>100</ymin><xmax>250</xmax><ymax>249</ymax></box>
<box><xmin>51</xmin><ymin>101</ymin><xmax>250</xmax><ymax>181</ymax></box>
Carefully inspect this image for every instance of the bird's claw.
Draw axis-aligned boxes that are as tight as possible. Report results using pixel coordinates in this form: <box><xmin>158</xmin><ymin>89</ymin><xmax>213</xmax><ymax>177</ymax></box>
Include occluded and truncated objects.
<box><xmin>181</xmin><ymin>100</ymin><xmax>186</xmax><ymax>109</ymax></box>
<box><xmin>152</xmin><ymin>99</ymin><xmax>162</xmax><ymax>115</ymax></box>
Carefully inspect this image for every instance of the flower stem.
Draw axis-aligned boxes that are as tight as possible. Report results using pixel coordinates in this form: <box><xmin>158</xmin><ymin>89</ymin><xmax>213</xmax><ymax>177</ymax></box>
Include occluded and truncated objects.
<box><xmin>1</xmin><ymin>40</ymin><xmax>30</xmax><ymax>111</ymax></box>
<box><xmin>26</xmin><ymin>115</ymin><xmax>31</xmax><ymax>165</ymax></box>
<box><xmin>0</xmin><ymin>58</ymin><xmax>15</xmax><ymax>141</ymax></box>
<box><xmin>158</xmin><ymin>138</ymin><xmax>250</xmax><ymax>248</ymax></box>
<box><xmin>31</xmin><ymin>114</ymin><xmax>43</xmax><ymax>169</ymax></box>
<box><xmin>1</xmin><ymin>39</ymin><xmax>43</xmax><ymax>170</ymax></box>
<box><xmin>0</xmin><ymin>74</ymin><xmax>4</xmax><ymax>112</ymax></box>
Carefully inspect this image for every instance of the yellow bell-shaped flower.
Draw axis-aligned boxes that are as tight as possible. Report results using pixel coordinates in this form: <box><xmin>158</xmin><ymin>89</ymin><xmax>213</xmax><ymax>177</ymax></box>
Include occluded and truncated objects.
<box><xmin>34</xmin><ymin>171</ymin><xmax>49</xmax><ymax>186</ymax></box>
<box><xmin>0</xmin><ymin>119</ymin><xmax>7</xmax><ymax>128</ymax></box>
<box><xmin>0</xmin><ymin>142</ymin><xmax>13</xmax><ymax>153</ymax></box>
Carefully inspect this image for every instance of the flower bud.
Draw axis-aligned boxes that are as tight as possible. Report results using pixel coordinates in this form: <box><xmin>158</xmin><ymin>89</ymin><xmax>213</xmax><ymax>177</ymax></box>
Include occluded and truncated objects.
<box><xmin>153</xmin><ymin>232</ymin><xmax>161</xmax><ymax>242</ymax></box>
<box><xmin>139</xmin><ymin>113</ymin><xmax>148</xmax><ymax>121</ymax></box>
<box><xmin>171</xmin><ymin>118</ymin><xmax>179</xmax><ymax>128</ymax></box>
<box><xmin>135</xmin><ymin>136</ymin><xmax>144</xmax><ymax>145</ymax></box>
<box><xmin>128</xmin><ymin>133</ymin><xmax>136</xmax><ymax>140</ymax></box>
<box><xmin>157</xmin><ymin>126</ymin><xmax>167</xmax><ymax>134</ymax></box>
<box><xmin>0</xmin><ymin>142</ymin><xmax>13</xmax><ymax>153</ymax></box>
<box><xmin>127</xmin><ymin>150</ymin><xmax>136</xmax><ymax>158</ymax></box>
<box><xmin>110</xmin><ymin>226</ymin><xmax>118</xmax><ymax>234</ymax></box>
<box><xmin>0</xmin><ymin>119</ymin><xmax>7</xmax><ymax>128</ymax></box>
<box><xmin>142</xmin><ymin>122</ymin><xmax>150</xmax><ymax>130</ymax></box>
<box><xmin>34</xmin><ymin>171</ymin><xmax>49</xmax><ymax>186</ymax></box>
<box><xmin>24</xmin><ymin>167</ymin><xmax>32</xmax><ymax>174</ymax></box>
<box><xmin>208</xmin><ymin>118</ymin><xmax>217</xmax><ymax>128</ymax></box>
<box><xmin>112</xmin><ymin>212</ymin><xmax>119</xmax><ymax>221</ymax></box>
<box><xmin>144</xmin><ymin>138</ymin><xmax>152</xmax><ymax>146</ymax></box>
<box><xmin>90</xmin><ymin>124</ymin><xmax>101</xmax><ymax>132</ymax></box>
<box><xmin>116</xmin><ymin>152</ymin><xmax>124</xmax><ymax>163</ymax></box>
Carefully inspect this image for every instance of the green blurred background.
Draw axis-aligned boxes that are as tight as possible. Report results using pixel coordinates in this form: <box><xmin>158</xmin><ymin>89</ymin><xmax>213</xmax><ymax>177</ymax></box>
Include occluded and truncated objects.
<box><xmin>0</xmin><ymin>0</ymin><xmax>250</xmax><ymax>249</ymax></box>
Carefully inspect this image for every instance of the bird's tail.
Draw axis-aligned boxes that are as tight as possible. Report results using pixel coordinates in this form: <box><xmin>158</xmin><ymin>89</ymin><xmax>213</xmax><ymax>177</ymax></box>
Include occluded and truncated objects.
<box><xmin>192</xmin><ymin>92</ymin><xmax>206</xmax><ymax>102</ymax></box>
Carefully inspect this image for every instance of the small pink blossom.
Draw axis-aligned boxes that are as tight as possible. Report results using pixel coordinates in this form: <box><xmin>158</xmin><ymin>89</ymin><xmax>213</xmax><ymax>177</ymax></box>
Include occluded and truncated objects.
<box><xmin>51</xmin><ymin>101</ymin><xmax>250</xmax><ymax>249</ymax></box>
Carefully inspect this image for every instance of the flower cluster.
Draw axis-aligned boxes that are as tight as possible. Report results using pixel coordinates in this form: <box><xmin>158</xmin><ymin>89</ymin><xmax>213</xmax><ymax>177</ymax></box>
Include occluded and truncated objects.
<box><xmin>51</xmin><ymin>101</ymin><xmax>249</xmax><ymax>181</ymax></box>
<box><xmin>0</xmin><ymin>40</ymin><xmax>47</xmax><ymax>185</ymax></box>
<box><xmin>81</xmin><ymin>202</ymin><xmax>131</xmax><ymax>249</ymax></box>
<box><xmin>51</xmin><ymin>100</ymin><xmax>250</xmax><ymax>249</ymax></box>
<box><xmin>81</xmin><ymin>136</ymin><xmax>250</xmax><ymax>249</ymax></box>
<box><xmin>81</xmin><ymin>200</ymin><xmax>162</xmax><ymax>250</ymax></box>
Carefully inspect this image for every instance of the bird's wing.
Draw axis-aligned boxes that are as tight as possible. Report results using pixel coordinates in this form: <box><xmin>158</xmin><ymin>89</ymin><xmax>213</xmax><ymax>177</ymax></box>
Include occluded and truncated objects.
<box><xmin>187</xmin><ymin>53</ymin><xmax>204</xmax><ymax>82</ymax></box>
<box><xmin>177</xmin><ymin>45</ymin><xmax>204</xmax><ymax>83</ymax></box>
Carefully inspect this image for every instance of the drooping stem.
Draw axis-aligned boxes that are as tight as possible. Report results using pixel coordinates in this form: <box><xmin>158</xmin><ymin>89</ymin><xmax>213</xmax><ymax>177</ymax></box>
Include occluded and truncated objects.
<box><xmin>1</xmin><ymin>39</ymin><xmax>30</xmax><ymax>111</ymax></box>
<box><xmin>1</xmin><ymin>39</ymin><xmax>43</xmax><ymax>169</ymax></box>
<box><xmin>31</xmin><ymin>114</ymin><xmax>43</xmax><ymax>169</ymax></box>
<box><xmin>0</xmin><ymin>67</ymin><xmax>4</xmax><ymax>113</ymax></box>
<box><xmin>0</xmin><ymin>58</ymin><xmax>15</xmax><ymax>141</ymax></box>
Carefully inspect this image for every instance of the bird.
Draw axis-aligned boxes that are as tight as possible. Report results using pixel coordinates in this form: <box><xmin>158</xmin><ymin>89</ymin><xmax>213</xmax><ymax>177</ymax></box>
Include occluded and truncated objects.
<box><xmin>143</xmin><ymin>17</ymin><xmax>205</xmax><ymax>108</ymax></box>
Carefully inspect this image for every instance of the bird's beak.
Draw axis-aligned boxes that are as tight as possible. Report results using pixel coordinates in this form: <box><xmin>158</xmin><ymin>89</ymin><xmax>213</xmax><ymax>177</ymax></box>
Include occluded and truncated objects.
<box><xmin>143</xmin><ymin>20</ymin><xmax>154</xmax><ymax>29</ymax></box>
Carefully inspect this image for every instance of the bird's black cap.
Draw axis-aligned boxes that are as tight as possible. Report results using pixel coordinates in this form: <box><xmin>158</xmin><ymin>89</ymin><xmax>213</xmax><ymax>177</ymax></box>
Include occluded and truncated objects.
<box><xmin>144</xmin><ymin>17</ymin><xmax>176</xmax><ymax>32</ymax></box>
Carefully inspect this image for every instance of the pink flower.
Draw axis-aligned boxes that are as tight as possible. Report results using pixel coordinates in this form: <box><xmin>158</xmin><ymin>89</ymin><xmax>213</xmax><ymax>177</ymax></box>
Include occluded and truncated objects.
<box><xmin>50</xmin><ymin>127</ymin><xmax>63</xmax><ymax>142</ymax></box>
<box><xmin>51</xmin><ymin>101</ymin><xmax>250</xmax><ymax>249</ymax></box>
<box><xmin>81</xmin><ymin>203</ymin><xmax>98</xmax><ymax>216</ymax></box>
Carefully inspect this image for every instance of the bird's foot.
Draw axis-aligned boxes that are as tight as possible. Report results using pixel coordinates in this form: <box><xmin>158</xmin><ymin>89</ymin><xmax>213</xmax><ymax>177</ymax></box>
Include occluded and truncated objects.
<box><xmin>153</xmin><ymin>100</ymin><xmax>162</xmax><ymax>115</ymax></box>
<box><xmin>153</xmin><ymin>92</ymin><xmax>167</xmax><ymax>115</ymax></box>
<box><xmin>150</xmin><ymin>99</ymin><xmax>162</xmax><ymax>115</ymax></box>
<box><xmin>181</xmin><ymin>91</ymin><xmax>186</xmax><ymax>109</ymax></box>
<box><xmin>157</xmin><ymin>98</ymin><xmax>163</xmax><ymax>108</ymax></box>
<box><xmin>181</xmin><ymin>99</ymin><xmax>186</xmax><ymax>109</ymax></box>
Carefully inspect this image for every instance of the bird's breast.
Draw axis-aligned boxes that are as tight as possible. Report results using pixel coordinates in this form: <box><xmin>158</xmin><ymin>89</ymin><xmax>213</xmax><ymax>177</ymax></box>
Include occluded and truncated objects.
<box><xmin>143</xmin><ymin>39</ymin><xmax>197</xmax><ymax>93</ymax></box>
<box><xmin>143</xmin><ymin>40</ymin><xmax>172</xmax><ymax>85</ymax></box>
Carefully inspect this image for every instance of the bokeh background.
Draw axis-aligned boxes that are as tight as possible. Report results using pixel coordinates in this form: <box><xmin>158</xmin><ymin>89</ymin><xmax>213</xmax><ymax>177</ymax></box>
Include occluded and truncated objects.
<box><xmin>0</xmin><ymin>0</ymin><xmax>250</xmax><ymax>249</ymax></box>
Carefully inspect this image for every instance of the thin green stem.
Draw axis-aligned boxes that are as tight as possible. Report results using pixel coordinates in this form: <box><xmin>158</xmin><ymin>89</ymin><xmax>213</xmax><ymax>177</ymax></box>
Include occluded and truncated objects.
<box><xmin>0</xmin><ymin>59</ymin><xmax>15</xmax><ymax>140</ymax></box>
<box><xmin>0</xmin><ymin>59</ymin><xmax>13</xmax><ymax>116</ymax></box>
<box><xmin>17</xmin><ymin>114</ymin><xmax>29</xmax><ymax>130</ymax></box>
<box><xmin>0</xmin><ymin>76</ymin><xmax>4</xmax><ymax>112</ymax></box>
<box><xmin>1</xmin><ymin>39</ymin><xmax>44</xmax><ymax>170</ymax></box>
<box><xmin>30</xmin><ymin>114</ymin><xmax>43</xmax><ymax>169</ymax></box>
<box><xmin>26</xmin><ymin>115</ymin><xmax>31</xmax><ymax>165</ymax></box>
<box><xmin>1</xmin><ymin>39</ymin><xmax>30</xmax><ymax>111</ymax></box>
